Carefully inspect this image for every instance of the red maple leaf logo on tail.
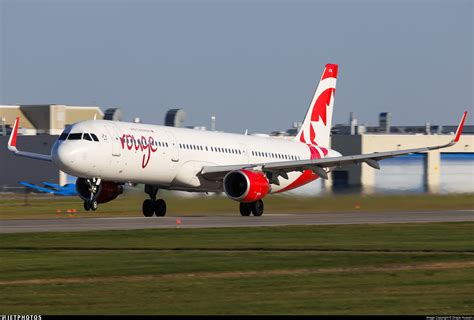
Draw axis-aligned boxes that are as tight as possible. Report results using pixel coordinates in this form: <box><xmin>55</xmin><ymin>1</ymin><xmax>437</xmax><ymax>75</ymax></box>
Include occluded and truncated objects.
<box><xmin>310</xmin><ymin>88</ymin><xmax>335</xmax><ymax>126</ymax></box>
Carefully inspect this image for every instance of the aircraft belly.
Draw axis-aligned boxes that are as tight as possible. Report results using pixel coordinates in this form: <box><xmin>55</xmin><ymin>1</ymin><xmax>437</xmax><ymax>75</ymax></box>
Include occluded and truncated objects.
<box><xmin>270</xmin><ymin>171</ymin><xmax>319</xmax><ymax>193</ymax></box>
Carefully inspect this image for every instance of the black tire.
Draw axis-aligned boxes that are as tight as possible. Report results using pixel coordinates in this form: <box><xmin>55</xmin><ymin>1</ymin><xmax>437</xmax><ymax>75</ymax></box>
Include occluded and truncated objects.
<box><xmin>142</xmin><ymin>199</ymin><xmax>154</xmax><ymax>217</ymax></box>
<box><xmin>251</xmin><ymin>200</ymin><xmax>264</xmax><ymax>216</ymax></box>
<box><xmin>154</xmin><ymin>199</ymin><xmax>167</xmax><ymax>217</ymax></box>
<box><xmin>83</xmin><ymin>201</ymin><xmax>91</xmax><ymax>211</ymax></box>
<box><xmin>91</xmin><ymin>200</ymin><xmax>98</xmax><ymax>211</ymax></box>
<box><xmin>239</xmin><ymin>203</ymin><xmax>252</xmax><ymax>216</ymax></box>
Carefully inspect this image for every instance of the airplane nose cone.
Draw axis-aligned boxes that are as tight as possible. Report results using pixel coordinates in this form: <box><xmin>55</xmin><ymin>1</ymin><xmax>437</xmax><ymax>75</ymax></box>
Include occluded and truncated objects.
<box><xmin>52</xmin><ymin>141</ymin><xmax>82</xmax><ymax>170</ymax></box>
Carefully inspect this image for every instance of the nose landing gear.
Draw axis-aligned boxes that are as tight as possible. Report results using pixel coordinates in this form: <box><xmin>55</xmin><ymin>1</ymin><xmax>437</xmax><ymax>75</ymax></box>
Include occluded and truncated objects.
<box><xmin>83</xmin><ymin>199</ymin><xmax>98</xmax><ymax>211</ymax></box>
<box><xmin>83</xmin><ymin>178</ymin><xmax>101</xmax><ymax>211</ymax></box>
<box><xmin>142</xmin><ymin>185</ymin><xmax>167</xmax><ymax>217</ymax></box>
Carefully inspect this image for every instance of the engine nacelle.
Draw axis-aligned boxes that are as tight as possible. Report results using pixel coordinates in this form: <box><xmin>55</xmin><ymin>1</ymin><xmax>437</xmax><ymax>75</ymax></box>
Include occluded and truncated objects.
<box><xmin>223</xmin><ymin>169</ymin><xmax>270</xmax><ymax>203</ymax></box>
<box><xmin>76</xmin><ymin>178</ymin><xmax>123</xmax><ymax>204</ymax></box>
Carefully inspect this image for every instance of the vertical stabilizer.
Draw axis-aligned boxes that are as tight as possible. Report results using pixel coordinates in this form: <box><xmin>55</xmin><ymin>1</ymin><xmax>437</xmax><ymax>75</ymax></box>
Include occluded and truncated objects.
<box><xmin>295</xmin><ymin>63</ymin><xmax>338</xmax><ymax>147</ymax></box>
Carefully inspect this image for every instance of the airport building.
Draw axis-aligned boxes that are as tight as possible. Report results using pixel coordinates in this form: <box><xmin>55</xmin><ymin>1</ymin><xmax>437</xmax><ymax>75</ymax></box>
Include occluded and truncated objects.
<box><xmin>0</xmin><ymin>106</ymin><xmax>472</xmax><ymax>194</ymax></box>
<box><xmin>0</xmin><ymin>104</ymin><xmax>104</xmax><ymax>136</ymax></box>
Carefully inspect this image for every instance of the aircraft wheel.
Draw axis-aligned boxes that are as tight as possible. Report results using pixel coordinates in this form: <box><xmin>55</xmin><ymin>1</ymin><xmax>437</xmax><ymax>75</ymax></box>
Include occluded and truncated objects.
<box><xmin>239</xmin><ymin>203</ymin><xmax>252</xmax><ymax>216</ymax></box>
<box><xmin>154</xmin><ymin>199</ymin><xmax>167</xmax><ymax>217</ymax></box>
<box><xmin>91</xmin><ymin>200</ymin><xmax>98</xmax><ymax>211</ymax></box>
<box><xmin>83</xmin><ymin>201</ymin><xmax>91</xmax><ymax>211</ymax></box>
<box><xmin>251</xmin><ymin>200</ymin><xmax>264</xmax><ymax>216</ymax></box>
<box><xmin>142</xmin><ymin>199</ymin><xmax>155</xmax><ymax>217</ymax></box>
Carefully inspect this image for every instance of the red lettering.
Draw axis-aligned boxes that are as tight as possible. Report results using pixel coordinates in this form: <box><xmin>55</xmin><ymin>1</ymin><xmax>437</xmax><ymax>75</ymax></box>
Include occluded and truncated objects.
<box><xmin>120</xmin><ymin>133</ymin><xmax>158</xmax><ymax>168</ymax></box>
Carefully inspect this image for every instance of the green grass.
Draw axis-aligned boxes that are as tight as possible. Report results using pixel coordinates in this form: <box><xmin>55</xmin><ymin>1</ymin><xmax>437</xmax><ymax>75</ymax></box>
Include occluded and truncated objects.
<box><xmin>1</xmin><ymin>222</ymin><xmax>473</xmax><ymax>314</ymax></box>
<box><xmin>1</xmin><ymin>192</ymin><xmax>473</xmax><ymax>219</ymax></box>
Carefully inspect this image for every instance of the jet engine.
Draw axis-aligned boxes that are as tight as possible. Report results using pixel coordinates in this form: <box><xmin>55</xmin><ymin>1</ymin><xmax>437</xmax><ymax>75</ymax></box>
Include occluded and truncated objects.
<box><xmin>76</xmin><ymin>178</ymin><xmax>123</xmax><ymax>204</ymax></box>
<box><xmin>223</xmin><ymin>169</ymin><xmax>270</xmax><ymax>203</ymax></box>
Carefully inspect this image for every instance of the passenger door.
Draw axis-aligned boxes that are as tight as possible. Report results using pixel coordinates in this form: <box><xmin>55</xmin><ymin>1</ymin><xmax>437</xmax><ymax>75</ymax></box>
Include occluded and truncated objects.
<box><xmin>164</xmin><ymin>131</ymin><xmax>179</xmax><ymax>162</ymax></box>
<box><xmin>105</xmin><ymin>124</ymin><xmax>122</xmax><ymax>156</ymax></box>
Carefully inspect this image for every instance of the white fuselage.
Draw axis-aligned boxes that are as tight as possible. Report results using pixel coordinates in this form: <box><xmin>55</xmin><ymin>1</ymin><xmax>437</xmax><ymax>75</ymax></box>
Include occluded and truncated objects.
<box><xmin>52</xmin><ymin>120</ymin><xmax>341</xmax><ymax>193</ymax></box>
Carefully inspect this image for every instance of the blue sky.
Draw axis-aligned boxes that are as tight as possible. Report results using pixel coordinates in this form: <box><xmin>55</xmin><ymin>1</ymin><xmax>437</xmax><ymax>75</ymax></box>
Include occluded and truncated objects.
<box><xmin>1</xmin><ymin>0</ymin><xmax>472</xmax><ymax>133</ymax></box>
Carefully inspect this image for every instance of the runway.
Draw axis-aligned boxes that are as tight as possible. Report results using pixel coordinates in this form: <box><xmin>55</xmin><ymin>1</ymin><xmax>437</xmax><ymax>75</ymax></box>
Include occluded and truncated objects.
<box><xmin>1</xmin><ymin>210</ymin><xmax>473</xmax><ymax>233</ymax></box>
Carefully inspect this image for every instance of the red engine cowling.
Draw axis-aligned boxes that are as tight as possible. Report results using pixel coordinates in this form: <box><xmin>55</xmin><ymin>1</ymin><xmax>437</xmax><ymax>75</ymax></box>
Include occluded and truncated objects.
<box><xmin>76</xmin><ymin>178</ymin><xmax>123</xmax><ymax>204</ymax></box>
<box><xmin>223</xmin><ymin>169</ymin><xmax>270</xmax><ymax>203</ymax></box>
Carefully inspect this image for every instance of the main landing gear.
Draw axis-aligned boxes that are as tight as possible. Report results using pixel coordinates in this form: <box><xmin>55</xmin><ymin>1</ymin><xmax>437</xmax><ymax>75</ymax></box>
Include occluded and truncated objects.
<box><xmin>239</xmin><ymin>199</ymin><xmax>264</xmax><ymax>217</ymax></box>
<box><xmin>142</xmin><ymin>185</ymin><xmax>167</xmax><ymax>217</ymax></box>
<box><xmin>83</xmin><ymin>178</ymin><xmax>101</xmax><ymax>211</ymax></box>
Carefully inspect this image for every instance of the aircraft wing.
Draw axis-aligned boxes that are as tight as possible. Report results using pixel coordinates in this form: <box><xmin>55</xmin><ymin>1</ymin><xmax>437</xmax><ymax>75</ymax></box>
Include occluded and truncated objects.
<box><xmin>20</xmin><ymin>181</ymin><xmax>77</xmax><ymax>196</ymax></box>
<box><xmin>201</xmin><ymin>112</ymin><xmax>467</xmax><ymax>182</ymax></box>
<box><xmin>42</xmin><ymin>182</ymin><xmax>62</xmax><ymax>189</ymax></box>
<box><xmin>19</xmin><ymin>181</ymin><xmax>55</xmax><ymax>194</ymax></box>
<box><xmin>54</xmin><ymin>189</ymin><xmax>78</xmax><ymax>196</ymax></box>
<box><xmin>7</xmin><ymin>117</ymin><xmax>53</xmax><ymax>161</ymax></box>
<box><xmin>52</xmin><ymin>183</ymin><xmax>78</xmax><ymax>196</ymax></box>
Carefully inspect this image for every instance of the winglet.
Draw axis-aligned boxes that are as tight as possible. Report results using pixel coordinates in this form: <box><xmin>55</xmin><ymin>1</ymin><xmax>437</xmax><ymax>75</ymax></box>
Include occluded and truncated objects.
<box><xmin>454</xmin><ymin>111</ymin><xmax>467</xmax><ymax>143</ymax></box>
<box><xmin>8</xmin><ymin>117</ymin><xmax>20</xmax><ymax>152</ymax></box>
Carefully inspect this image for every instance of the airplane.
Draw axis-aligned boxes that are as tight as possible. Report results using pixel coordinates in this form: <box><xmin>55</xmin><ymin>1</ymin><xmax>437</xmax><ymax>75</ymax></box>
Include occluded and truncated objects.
<box><xmin>6</xmin><ymin>64</ymin><xmax>468</xmax><ymax>217</ymax></box>
<box><xmin>19</xmin><ymin>181</ymin><xmax>78</xmax><ymax>196</ymax></box>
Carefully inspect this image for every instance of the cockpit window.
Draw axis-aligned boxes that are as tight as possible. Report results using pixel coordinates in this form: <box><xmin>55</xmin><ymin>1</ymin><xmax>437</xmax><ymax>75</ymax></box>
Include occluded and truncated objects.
<box><xmin>62</xmin><ymin>130</ymin><xmax>99</xmax><ymax>142</ymax></box>
<box><xmin>90</xmin><ymin>133</ymin><xmax>99</xmax><ymax>142</ymax></box>
<box><xmin>58</xmin><ymin>126</ymin><xmax>72</xmax><ymax>141</ymax></box>
<box><xmin>58</xmin><ymin>132</ymin><xmax>69</xmax><ymax>141</ymax></box>
<box><xmin>68</xmin><ymin>133</ymin><xmax>83</xmax><ymax>140</ymax></box>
